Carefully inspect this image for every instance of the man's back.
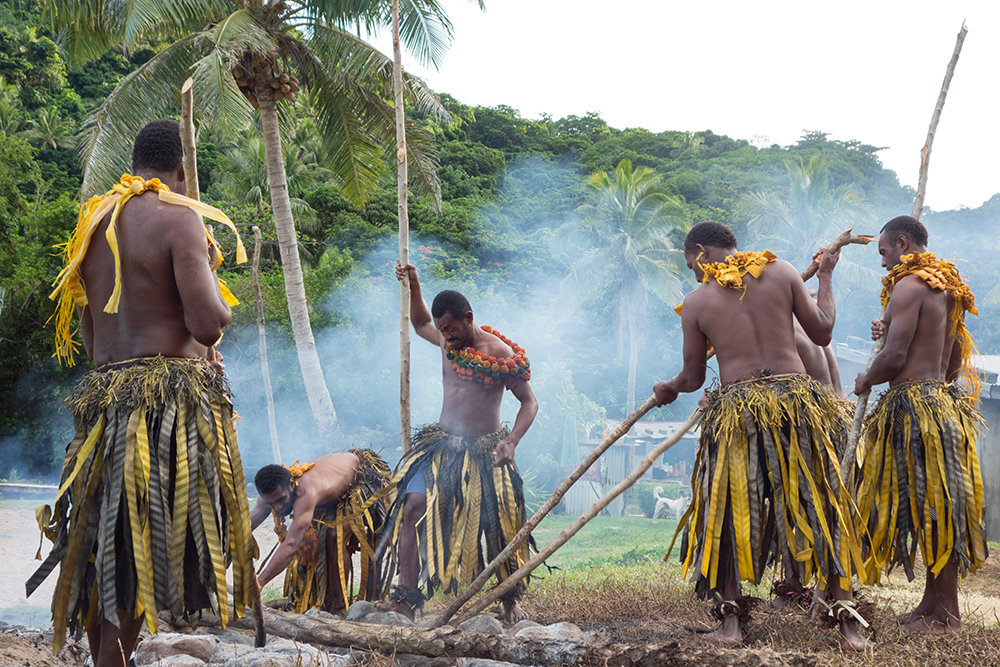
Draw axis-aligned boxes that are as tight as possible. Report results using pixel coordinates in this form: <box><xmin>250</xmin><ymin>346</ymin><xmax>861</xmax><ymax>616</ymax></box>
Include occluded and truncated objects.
<box><xmin>80</xmin><ymin>190</ymin><xmax>228</xmax><ymax>366</ymax></box>
<box><xmin>685</xmin><ymin>259</ymin><xmax>818</xmax><ymax>384</ymax></box>
<box><xmin>882</xmin><ymin>275</ymin><xmax>957</xmax><ymax>386</ymax></box>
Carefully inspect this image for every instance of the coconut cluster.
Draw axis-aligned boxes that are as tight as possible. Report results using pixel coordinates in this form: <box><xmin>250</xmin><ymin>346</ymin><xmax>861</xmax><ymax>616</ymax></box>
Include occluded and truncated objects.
<box><xmin>232</xmin><ymin>60</ymin><xmax>300</xmax><ymax>108</ymax></box>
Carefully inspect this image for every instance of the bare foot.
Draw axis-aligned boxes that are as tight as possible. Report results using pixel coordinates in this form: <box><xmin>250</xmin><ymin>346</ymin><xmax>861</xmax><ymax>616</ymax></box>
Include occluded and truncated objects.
<box><xmin>374</xmin><ymin>599</ymin><xmax>415</xmax><ymax>621</ymax></box>
<box><xmin>703</xmin><ymin>616</ymin><xmax>741</xmax><ymax>644</ymax></box>
<box><xmin>502</xmin><ymin>600</ymin><xmax>529</xmax><ymax>624</ymax></box>
<box><xmin>906</xmin><ymin>616</ymin><xmax>960</xmax><ymax>634</ymax></box>
<box><xmin>839</xmin><ymin>620</ymin><xmax>874</xmax><ymax>652</ymax></box>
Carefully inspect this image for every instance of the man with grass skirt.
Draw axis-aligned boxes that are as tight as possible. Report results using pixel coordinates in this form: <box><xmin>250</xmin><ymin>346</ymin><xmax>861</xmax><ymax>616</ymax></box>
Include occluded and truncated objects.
<box><xmin>250</xmin><ymin>451</ymin><xmax>391</xmax><ymax>615</ymax></box>
<box><xmin>376</xmin><ymin>262</ymin><xmax>538</xmax><ymax>622</ymax></box>
<box><xmin>28</xmin><ymin>120</ymin><xmax>256</xmax><ymax>667</ymax></box>
<box><xmin>853</xmin><ymin>215</ymin><xmax>987</xmax><ymax>634</ymax></box>
<box><xmin>653</xmin><ymin>221</ymin><xmax>870</xmax><ymax>650</ymax></box>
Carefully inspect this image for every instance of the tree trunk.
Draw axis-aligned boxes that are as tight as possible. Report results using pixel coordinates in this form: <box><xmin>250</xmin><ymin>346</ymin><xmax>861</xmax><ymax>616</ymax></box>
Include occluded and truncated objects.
<box><xmin>254</xmin><ymin>66</ymin><xmax>343</xmax><ymax>448</ymax></box>
<box><xmin>231</xmin><ymin>607</ymin><xmax>814</xmax><ymax>667</ymax></box>
<box><xmin>252</xmin><ymin>226</ymin><xmax>282</xmax><ymax>464</ymax></box>
<box><xmin>623</xmin><ymin>294</ymin><xmax>641</xmax><ymax>512</ymax></box>
<box><xmin>392</xmin><ymin>0</ymin><xmax>412</xmax><ymax>452</ymax></box>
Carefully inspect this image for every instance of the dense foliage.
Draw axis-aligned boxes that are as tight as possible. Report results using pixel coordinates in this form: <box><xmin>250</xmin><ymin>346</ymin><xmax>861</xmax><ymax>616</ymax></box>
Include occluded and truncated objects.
<box><xmin>1</xmin><ymin>0</ymin><xmax>997</xmax><ymax>483</ymax></box>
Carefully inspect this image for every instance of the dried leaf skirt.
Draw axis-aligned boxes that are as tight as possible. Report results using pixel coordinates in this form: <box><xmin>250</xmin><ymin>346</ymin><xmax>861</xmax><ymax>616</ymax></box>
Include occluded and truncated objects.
<box><xmin>26</xmin><ymin>357</ymin><xmax>256</xmax><ymax>651</ymax></box>
<box><xmin>276</xmin><ymin>449</ymin><xmax>390</xmax><ymax>612</ymax></box>
<box><xmin>379</xmin><ymin>424</ymin><xmax>531</xmax><ymax>599</ymax></box>
<box><xmin>855</xmin><ymin>380</ymin><xmax>987</xmax><ymax>582</ymax></box>
<box><xmin>672</xmin><ymin>373</ymin><xmax>863</xmax><ymax>598</ymax></box>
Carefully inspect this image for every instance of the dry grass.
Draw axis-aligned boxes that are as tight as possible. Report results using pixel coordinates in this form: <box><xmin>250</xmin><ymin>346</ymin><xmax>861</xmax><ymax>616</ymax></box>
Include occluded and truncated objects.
<box><xmin>514</xmin><ymin>559</ymin><xmax>1000</xmax><ymax>667</ymax></box>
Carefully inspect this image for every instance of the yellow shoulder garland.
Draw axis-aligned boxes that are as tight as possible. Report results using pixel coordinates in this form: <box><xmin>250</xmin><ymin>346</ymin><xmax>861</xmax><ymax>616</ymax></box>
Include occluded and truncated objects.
<box><xmin>881</xmin><ymin>251</ymin><xmax>979</xmax><ymax>398</ymax></box>
<box><xmin>699</xmin><ymin>250</ymin><xmax>777</xmax><ymax>298</ymax></box>
<box><xmin>49</xmin><ymin>174</ymin><xmax>248</xmax><ymax>366</ymax></box>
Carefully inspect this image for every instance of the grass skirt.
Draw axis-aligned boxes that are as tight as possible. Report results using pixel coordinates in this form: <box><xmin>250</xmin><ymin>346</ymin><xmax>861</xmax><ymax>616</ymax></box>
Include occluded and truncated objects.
<box><xmin>276</xmin><ymin>449</ymin><xmax>390</xmax><ymax>612</ymax></box>
<box><xmin>671</xmin><ymin>373</ymin><xmax>862</xmax><ymax>598</ymax></box>
<box><xmin>855</xmin><ymin>380</ymin><xmax>987</xmax><ymax>582</ymax></box>
<box><xmin>26</xmin><ymin>357</ymin><xmax>256</xmax><ymax>651</ymax></box>
<box><xmin>378</xmin><ymin>424</ymin><xmax>531</xmax><ymax>600</ymax></box>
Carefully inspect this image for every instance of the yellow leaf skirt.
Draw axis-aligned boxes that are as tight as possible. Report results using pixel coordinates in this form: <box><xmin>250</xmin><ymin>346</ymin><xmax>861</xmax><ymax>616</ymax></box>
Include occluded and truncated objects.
<box><xmin>379</xmin><ymin>424</ymin><xmax>532</xmax><ymax>602</ymax></box>
<box><xmin>855</xmin><ymin>380</ymin><xmax>986</xmax><ymax>583</ymax></box>
<box><xmin>670</xmin><ymin>373</ymin><xmax>863</xmax><ymax>598</ymax></box>
<box><xmin>274</xmin><ymin>449</ymin><xmax>390</xmax><ymax>613</ymax></box>
<box><xmin>26</xmin><ymin>357</ymin><xmax>256</xmax><ymax>651</ymax></box>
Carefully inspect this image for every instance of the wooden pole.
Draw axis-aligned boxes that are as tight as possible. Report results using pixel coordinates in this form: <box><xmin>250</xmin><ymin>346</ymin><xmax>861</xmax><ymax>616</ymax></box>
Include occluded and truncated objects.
<box><xmin>449</xmin><ymin>407</ymin><xmax>704</xmax><ymax>627</ymax></box>
<box><xmin>252</xmin><ymin>226</ymin><xmax>282</xmax><ymax>464</ymax></box>
<box><xmin>392</xmin><ymin>0</ymin><xmax>412</xmax><ymax>453</ymax></box>
<box><xmin>841</xmin><ymin>22</ymin><xmax>968</xmax><ymax>485</ymax></box>
<box><xmin>429</xmin><ymin>396</ymin><xmax>659</xmax><ymax>627</ymax></box>
<box><xmin>430</xmin><ymin>228</ymin><xmax>876</xmax><ymax>628</ymax></box>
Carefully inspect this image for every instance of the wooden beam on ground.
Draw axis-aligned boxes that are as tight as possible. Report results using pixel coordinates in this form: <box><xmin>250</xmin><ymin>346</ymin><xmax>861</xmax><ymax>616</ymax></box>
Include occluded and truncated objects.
<box><xmin>231</xmin><ymin>606</ymin><xmax>815</xmax><ymax>667</ymax></box>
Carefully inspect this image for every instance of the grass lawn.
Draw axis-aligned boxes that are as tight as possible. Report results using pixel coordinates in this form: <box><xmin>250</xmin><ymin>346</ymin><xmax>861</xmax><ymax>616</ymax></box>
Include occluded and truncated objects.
<box><xmin>533</xmin><ymin>511</ymin><xmax>682</xmax><ymax>570</ymax></box>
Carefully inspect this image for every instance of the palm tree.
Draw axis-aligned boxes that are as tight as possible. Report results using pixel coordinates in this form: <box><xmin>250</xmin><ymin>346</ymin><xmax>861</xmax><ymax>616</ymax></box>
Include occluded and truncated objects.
<box><xmin>560</xmin><ymin>159</ymin><xmax>689</xmax><ymax>417</ymax></box>
<box><xmin>27</xmin><ymin>106</ymin><xmax>74</xmax><ymax>150</ymax></box>
<box><xmin>42</xmin><ymin>0</ymin><xmax>452</xmax><ymax>446</ymax></box>
<box><xmin>741</xmin><ymin>155</ymin><xmax>875</xmax><ymax>270</ymax></box>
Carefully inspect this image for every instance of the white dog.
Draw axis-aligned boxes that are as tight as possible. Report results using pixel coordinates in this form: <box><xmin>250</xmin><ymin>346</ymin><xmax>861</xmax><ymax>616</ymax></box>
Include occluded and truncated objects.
<box><xmin>652</xmin><ymin>486</ymin><xmax>690</xmax><ymax>523</ymax></box>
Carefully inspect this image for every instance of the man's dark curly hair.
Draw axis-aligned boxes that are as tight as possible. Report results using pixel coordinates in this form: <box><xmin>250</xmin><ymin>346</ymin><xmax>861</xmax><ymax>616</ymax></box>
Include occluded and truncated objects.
<box><xmin>255</xmin><ymin>464</ymin><xmax>291</xmax><ymax>494</ymax></box>
<box><xmin>684</xmin><ymin>220</ymin><xmax>738</xmax><ymax>254</ymax></box>
<box><xmin>431</xmin><ymin>290</ymin><xmax>472</xmax><ymax>320</ymax></box>
<box><xmin>131</xmin><ymin>119</ymin><xmax>184</xmax><ymax>174</ymax></box>
<box><xmin>881</xmin><ymin>215</ymin><xmax>928</xmax><ymax>247</ymax></box>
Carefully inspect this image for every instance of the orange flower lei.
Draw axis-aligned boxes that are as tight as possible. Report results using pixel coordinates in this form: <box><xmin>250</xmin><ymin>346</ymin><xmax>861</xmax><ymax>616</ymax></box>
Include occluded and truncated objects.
<box><xmin>699</xmin><ymin>250</ymin><xmax>777</xmax><ymax>298</ymax></box>
<box><xmin>881</xmin><ymin>252</ymin><xmax>980</xmax><ymax>398</ymax></box>
<box><xmin>271</xmin><ymin>460</ymin><xmax>317</xmax><ymax>541</ymax></box>
<box><xmin>445</xmin><ymin>325</ymin><xmax>531</xmax><ymax>390</ymax></box>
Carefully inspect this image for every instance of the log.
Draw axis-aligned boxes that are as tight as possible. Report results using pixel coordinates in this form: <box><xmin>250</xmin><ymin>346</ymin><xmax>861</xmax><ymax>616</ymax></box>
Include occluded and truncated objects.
<box><xmin>179</xmin><ymin>78</ymin><xmax>199</xmax><ymax>199</ymax></box>
<box><xmin>429</xmin><ymin>396</ymin><xmax>658</xmax><ymax>627</ymax></box>
<box><xmin>450</xmin><ymin>407</ymin><xmax>704</xmax><ymax>627</ymax></box>
<box><xmin>841</xmin><ymin>22</ymin><xmax>968</xmax><ymax>486</ymax></box>
<box><xmin>798</xmin><ymin>228</ymin><xmax>876</xmax><ymax>281</ymax></box>
<box><xmin>230</xmin><ymin>606</ymin><xmax>815</xmax><ymax>667</ymax></box>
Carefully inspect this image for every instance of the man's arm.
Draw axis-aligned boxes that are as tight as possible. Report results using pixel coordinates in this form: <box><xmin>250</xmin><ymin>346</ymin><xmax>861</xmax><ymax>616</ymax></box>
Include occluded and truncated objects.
<box><xmin>79</xmin><ymin>305</ymin><xmax>94</xmax><ymax>361</ymax></box>
<box><xmin>395</xmin><ymin>261</ymin><xmax>442</xmax><ymax>345</ymax></box>
<box><xmin>653</xmin><ymin>298</ymin><xmax>709</xmax><ymax>406</ymax></box>
<box><xmin>493</xmin><ymin>379</ymin><xmax>538</xmax><ymax>467</ymax></box>
<box><xmin>855</xmin><ymin>278</ymin><xmax>923</xmax><ymax>394</ymax></box>
<box><xmin>823</xmin><ymin>345</ymin><xmax>843</xmax><ymax>394</ymax></box>
<box><xmin>249</xmin><ymin>497</ymin><xmax>271</xmax><ymax>531</ymax></box>
<box><xmin>792</xmin><ymin>249</ymin><xmax>839</xmax><ymax>347</ymax></box>
<box><xmin>169</xmin><ymin>207</ymin><xmax>232</xmax><ymax>347</ymax></box>
<box><xmin>257</xmin><ymin>499</ymin><xmax>316</xmax><ymax>588</ymax></box>
<box><xmin>945</xmin><ymin>336</ymin><xmax>962</xmax><ymax>382</ymax></box>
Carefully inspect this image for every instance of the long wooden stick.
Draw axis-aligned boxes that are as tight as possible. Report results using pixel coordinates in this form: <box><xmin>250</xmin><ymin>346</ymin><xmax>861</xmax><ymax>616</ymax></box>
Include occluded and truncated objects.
<box><xmin>841</xmin><ymin>22</ymin><xmax>968</xmax><ymax>484</ymax></box>
<box><xmin>252</xmin><ymin>226</ymin><xmax>282</xmax><ymax>464</ymax></box>
<box><xmin>429</xmin><ymin>396</ymin><xmax>658</xmax><ymax>627</ymax></box>
<box><xmin>449</xmin><ymin>407</ymin><xmax>704</xmax><ymax>627</ymax></box>
<box><xmin>430</xmin><ymin>228</ymin><xmax>876</xmax><ymax>627</ymax></box>
<box><xmin>392</xmin><ymin>0</ymin><xmax>412</xmax><ymax>453</ymax></box>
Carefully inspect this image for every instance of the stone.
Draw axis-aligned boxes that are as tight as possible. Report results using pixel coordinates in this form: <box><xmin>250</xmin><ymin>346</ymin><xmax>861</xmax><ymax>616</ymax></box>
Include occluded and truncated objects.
<box><xmin>304</xmin><ymin>607</ymin><xmax>339</xmax><ymax>621</ymax></box>
<box><xmin>513</xmin><ymin>621</ymin><xmax>585</xmax><ymax>643</ymax></box>
<box><xmin>134</xmin><ymin>633</ymin><xmax>218</xmax><ymax>665</ymax></box>
<box><xmin>195</xmin><ymin>627</ymin><xmax>254</xmax><ymax>645</ymax></box>
<box><xmin>457</xmin><ymin>615</ymin><xmax>505</xmax><ymax>635</ymax></box>
<box><xmin>361</xmin><ymin>611</ymin><xmax>415</xmax><ymax>627</ymax></box>
<box><xmin>151</xmin><ymin>657</ymin><xmax>206</xmax><ymax>666</ymax></box>
<box><xmin>507</xmin><ymin>619</ymin><xmax>541</xmax><ymax>635</ymax></box>
<box><xmin>209</xmin><ymin>638</ymin><xmax>256</xmax><ymax>664</ymax></box>
<box><xmin>345</xmin><ymin>601</ymin><xmax>376</xmax><ymax>621</ymax></box>
<box><xmin>464</xmin><ymin>661</ymin><xmax>526</xmax><ymax>667</ymax></box>
<box><xmin>221</xmin><ymin>643</ymin><xmax>325</xmax><ymax>667</ymax></box>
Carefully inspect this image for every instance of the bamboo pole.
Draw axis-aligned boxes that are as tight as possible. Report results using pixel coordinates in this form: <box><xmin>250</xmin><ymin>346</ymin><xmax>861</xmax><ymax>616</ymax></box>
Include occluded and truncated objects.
<box><xmin>430</xmin><ymin>228</ymin><xmax>876</xmax><ymax>627</ymax></box>
<box><xmin>841</xmin><ymin>22</ymin><xmax>968</xmax><ymax>485</ymax></box>
<box><xmin>429</xmin><ymin>396</ymin><xmax>658</xmax><ymax>627</ymax></box>
<box><xmin>252</xmin><ymin>226</ymin><xmax>282</xmax><ymax>464</ymax></box>
<box><xmin>449</xmin><ymin>407</ymin><xmax>704</xmax><ymax>626</ymax></box>
<box><xmin>392</xmin><ymin>0</ymin><xmax>412</xmax><ymax>453</ymax></box>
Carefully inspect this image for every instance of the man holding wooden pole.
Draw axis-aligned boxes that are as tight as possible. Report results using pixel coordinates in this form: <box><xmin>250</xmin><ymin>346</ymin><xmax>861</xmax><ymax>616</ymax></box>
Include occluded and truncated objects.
<box><xmin>376</xmin><ymin>262</ymin><xmax>538</xmax><ymax>623</ymax></box>
<box><xmin>653</xmin><ymin>221</ymin><xmax>869</xmax><ymax>650</ymax></box>
<box><xmin>852</xmin><ymin>215</ymin><xmax>986</xmax><ymax>633</ymax></box>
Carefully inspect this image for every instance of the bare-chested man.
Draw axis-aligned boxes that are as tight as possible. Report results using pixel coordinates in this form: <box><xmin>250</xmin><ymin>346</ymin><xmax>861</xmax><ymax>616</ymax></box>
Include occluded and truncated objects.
<box><xmin>853</xmin><ymin>215</ymin><xmax>987</xmax><ymax>633</ymax></box>
<box><xmin>28</xmin><ymin>120</ymin><xmax>255</xmax><ymax>667</ymax></box>
<box><xmin>375</xmin><ymin>262</ymin><xmax>538</xmax><ymax>622</ymax></box>
<box><xmin>653</xmin><ymin>221</ymin><xmax>869</xmax><ymax>650</ymax></box>
<box><xmin>250</xmin><ymin>451</ymin><xmax>390</xmax><ymax>614</ymax></box>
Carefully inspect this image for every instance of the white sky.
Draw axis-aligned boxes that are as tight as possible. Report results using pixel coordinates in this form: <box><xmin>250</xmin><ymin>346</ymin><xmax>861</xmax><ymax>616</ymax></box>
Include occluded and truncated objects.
<box><xmin>378</xmin><ymin>0</ymin><xmax>1000</xmax><ymax>212</ymax></box>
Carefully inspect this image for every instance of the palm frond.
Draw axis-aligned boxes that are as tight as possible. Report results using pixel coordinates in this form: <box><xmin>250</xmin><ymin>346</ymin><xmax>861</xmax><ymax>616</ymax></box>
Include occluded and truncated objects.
<box><xmin>397</xmin><ymin>0</ymin><xmax>454</xmax><ymax>69</ymax></box>
<box><xmin>190</xmin><ymin>47</ymin><xmax>254</xmax><ymax>141</ymax></box>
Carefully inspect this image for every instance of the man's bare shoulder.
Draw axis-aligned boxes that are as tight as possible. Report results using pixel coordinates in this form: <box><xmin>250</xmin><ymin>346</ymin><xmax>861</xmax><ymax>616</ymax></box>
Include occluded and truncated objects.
<box><xmin>477</xmin><ymin>328</ymin><xmax>516</xmax><ymax>358</ymax></box>
<box><xmin>888</xmin><ymin>274</ymin><xmax>934</xmax><ymax>302</ymax></box>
